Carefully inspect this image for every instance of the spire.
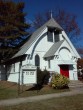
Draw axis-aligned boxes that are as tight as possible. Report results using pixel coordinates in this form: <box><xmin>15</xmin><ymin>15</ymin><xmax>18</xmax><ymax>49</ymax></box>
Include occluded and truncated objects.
<box><xmin>50</xmin><ymin>10</ymin><xmax>53</xmax><ymax>18</ymax></box>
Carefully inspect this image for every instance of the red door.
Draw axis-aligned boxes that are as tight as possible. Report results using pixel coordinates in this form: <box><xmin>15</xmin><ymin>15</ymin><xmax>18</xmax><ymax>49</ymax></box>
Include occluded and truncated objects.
<box><xmin>60</xmin><ymin>65</ymin><xmax>69</xmax><ymax>78</ymax></box>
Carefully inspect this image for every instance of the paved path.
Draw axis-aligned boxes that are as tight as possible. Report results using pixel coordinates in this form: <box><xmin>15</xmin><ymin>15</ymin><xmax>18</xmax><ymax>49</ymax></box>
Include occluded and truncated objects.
<box><xmin>0</xmin><ymin>88</ymin><xmax>83</xmax><ymax>106</ymax></box>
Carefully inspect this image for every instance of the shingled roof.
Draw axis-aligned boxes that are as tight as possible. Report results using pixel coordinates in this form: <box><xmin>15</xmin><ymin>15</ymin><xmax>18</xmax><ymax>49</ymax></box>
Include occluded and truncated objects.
<box><xmin>13</xmin><ymin>18</ymin><xmax>63</xmax><ymax>58</ymax></box>
<box><xmin>44</xmin><ymin>40</ymin><xmax>64</xmax><ymax>58</ymax></box>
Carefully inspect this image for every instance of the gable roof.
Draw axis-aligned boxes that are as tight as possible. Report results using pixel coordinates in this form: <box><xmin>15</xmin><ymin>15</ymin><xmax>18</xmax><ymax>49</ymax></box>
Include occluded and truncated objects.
<box><xmin>13</xmin><ymin>18</ymin><xmax>63</xmax><ymax>58</ymax></box>
<box><xmin>46</xmin><ymin>18</ymin><xmax>63</xmax><ymax>30</ymax></box>
<box><xmin>44</xmin><ymin>40</ymin><xmax>64</xmax><ymax>58</ymax></box>
<box><xmin>62</xmin><ymin>31</ymin><xmax>81</xmax><ymax>58</ymax></box>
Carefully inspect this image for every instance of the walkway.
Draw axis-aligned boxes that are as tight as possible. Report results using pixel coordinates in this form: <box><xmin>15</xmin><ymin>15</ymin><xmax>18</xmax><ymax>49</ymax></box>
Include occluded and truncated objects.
<box><xmin>0</xmin><ymin>88</ymin><xmax>83</xmax><ymax>106</ymax></box>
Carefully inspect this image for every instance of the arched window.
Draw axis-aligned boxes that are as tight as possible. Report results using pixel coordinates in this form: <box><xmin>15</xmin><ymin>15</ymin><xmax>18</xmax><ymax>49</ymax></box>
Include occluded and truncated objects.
<box><xmin>35</xmin><ymin>54</ymin><xmax>40</xmax><ymax>67</ymax></box>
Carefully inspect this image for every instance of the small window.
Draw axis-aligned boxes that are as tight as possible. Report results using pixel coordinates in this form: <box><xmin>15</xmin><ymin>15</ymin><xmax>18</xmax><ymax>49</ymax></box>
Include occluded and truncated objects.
<box><xmin>48</xmin><ymin>60</ymin><xmax>51</xmax><ymax>68</ymax></box>
<box><xmin>54</xmin><ymin>34</ymin><xmax>59</xmax><ymax>42</ymax></box>
<box><xmin>47</xmin><ymin>30</ymin><xmax>53</xmax><ymax>42</ymax></box>
<box><xmin>54</xmin><ymin>31</ymin><xmax>60</xmax><ymax>42</ymax></box>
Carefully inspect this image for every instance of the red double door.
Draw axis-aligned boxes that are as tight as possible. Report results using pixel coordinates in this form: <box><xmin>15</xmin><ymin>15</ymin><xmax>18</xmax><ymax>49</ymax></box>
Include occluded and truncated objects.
<box><xmin>60</xmin><ymin>65</ymin><xmax>69</xmax><ymax>78</ymax></box>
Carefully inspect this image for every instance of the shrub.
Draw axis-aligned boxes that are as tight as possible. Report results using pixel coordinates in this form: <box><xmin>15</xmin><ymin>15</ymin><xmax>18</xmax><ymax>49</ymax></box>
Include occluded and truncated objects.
<box><xmin>37</xmin><ymin>67</ymin><xmax>43</xmax><ymax>85</ymax></box>
<box><xmin>51</xmin><ymin>73</ymin><xmax>70</xmax><ymax>89</ymax></box>
<box><xmin>42</xmin><ymin>70</ymin><xmax>50</xmax><ymax>85</ymax></box>
<box><xmin>37</xmin><ymin>68</ymin><xmax>50</xmax><ymax>85</ymax></box>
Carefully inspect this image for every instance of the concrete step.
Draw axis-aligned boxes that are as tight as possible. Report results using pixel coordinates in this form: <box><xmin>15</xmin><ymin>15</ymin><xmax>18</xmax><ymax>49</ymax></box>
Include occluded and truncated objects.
<box><xmin>68</xmin><ymin>80</ymin><xmax>83</xmax><ymax>88</ymax></box>
<box><xmin>69</xmin><ymin>85</ymin><xmax>83</xmax><ymax>88</ymax></box>
<box><xmin>69</xmin><ymin>82</ymin><xmax>83</xmax><ymax>86</ymax></box>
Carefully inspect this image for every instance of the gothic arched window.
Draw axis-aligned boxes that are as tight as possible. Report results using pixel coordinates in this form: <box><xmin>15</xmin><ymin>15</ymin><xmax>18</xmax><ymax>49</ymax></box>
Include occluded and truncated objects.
<box><xmin>35</xmin><ymin>54</ymin><xmax>40</xmax><ymax>67</ymax></box>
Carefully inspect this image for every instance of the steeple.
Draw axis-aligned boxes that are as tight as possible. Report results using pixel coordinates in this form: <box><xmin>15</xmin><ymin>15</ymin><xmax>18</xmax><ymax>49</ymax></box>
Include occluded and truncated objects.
<box><xmin>50</xmin><ymin>10</ymin><xmax>53</xmax><ymax>18</ymax></box>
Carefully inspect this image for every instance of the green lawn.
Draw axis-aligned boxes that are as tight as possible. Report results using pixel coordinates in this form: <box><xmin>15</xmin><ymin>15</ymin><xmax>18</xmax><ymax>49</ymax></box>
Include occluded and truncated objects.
<box><xmin>0</xmin><ymin>81</ymin><xmax>69</xmax><ymax>100</ymax></box>
<box><xmin>0</xmin><ymin>94</ymin><xmax>83</xmax><ymax>110</ymax></box>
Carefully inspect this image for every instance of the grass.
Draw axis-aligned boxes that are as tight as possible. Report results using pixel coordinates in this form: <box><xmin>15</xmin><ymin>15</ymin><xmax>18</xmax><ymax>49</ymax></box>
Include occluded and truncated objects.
<box><xmin>0</xmin><ymin>81</ymin><xmax>69</xmax><ymax>100</ymax></box>
<box><xmin>0</xmin><ymin>94</ymin><xmax>83</xmax><ymax>110</ymax></box>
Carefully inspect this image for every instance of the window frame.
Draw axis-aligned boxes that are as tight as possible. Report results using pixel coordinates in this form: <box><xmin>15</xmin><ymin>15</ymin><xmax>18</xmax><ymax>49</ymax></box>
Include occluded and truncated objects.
<box><xmin>35</xmin><ymin>54</ymin><xmax>40</xmax><ymax>67</ymax></box>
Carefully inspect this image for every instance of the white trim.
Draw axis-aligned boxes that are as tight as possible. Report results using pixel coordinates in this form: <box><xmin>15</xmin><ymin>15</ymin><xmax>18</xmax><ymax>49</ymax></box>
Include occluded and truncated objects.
<box><xmin>57</xmin><ymin>60</ymin><xmax>76</xmax><ymax>65</ymax></box>
<box><xmin>25</xmin><ymin>27</ymin><xmax>47</xmax><ymax>53</ymax></box>
<box><xmin>62</xmin><ymin>31</ymin><xmax>81</xmax><ymax>58</ymax></box>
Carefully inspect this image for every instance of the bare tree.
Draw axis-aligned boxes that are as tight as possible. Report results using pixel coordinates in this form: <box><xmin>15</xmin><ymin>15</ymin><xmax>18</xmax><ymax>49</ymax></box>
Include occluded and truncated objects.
<box><xmin>77</xmin><ymin>48</ymin><xmax>83</xmax><ymax>55</ymax></box>
<box><xmin>34</xmin><ymin>9</ymin><xmax>80</xmax><ymax>39</ymax></box>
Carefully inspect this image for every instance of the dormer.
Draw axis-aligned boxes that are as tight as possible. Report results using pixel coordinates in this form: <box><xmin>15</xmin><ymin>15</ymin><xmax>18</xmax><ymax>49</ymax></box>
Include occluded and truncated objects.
<box><xmin>47</xmin><ymin>26</ymin><xmax>62</xmax><ymax>43</ymax></box>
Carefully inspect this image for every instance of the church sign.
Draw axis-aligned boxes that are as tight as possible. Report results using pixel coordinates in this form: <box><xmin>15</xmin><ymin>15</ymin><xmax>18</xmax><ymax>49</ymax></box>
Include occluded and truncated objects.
<box><xmin>21</xmin><ymin>65</ymin><xmax>37</xmax><ymax>84</ymax></box>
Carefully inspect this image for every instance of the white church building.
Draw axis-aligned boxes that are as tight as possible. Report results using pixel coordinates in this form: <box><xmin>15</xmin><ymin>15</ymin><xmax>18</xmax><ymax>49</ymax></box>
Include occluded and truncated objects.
<box><xmin>0</xmin><ymin>18</ymin><xmax>81</xmax><ymax>83</ymax></box>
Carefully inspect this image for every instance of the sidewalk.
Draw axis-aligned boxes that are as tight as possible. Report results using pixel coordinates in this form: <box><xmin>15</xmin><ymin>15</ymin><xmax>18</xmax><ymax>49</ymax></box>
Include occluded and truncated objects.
<box><xmin>0</xmin><ymin>88</ymin><xmax>83</xmax><ymax>106</ymax></box>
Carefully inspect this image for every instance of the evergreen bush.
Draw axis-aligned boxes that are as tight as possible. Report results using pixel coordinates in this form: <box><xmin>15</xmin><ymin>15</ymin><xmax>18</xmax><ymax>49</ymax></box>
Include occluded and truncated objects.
<box><xmin>37</xmin><ymin>68</ymin><xmax>50</xmax><ymax>86</ymax></box>
<box><xmin>43</xmin><ymin>70</ymin><xmax>50</xmax><ymax>85</ymax></box>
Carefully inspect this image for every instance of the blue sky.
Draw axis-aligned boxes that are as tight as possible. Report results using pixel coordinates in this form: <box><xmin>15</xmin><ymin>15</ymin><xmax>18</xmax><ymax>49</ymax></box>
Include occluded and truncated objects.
<box><xmin>14</xmin><ymin>0</ymin><xmax>83</xmax><ymax>48</ymax></box>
